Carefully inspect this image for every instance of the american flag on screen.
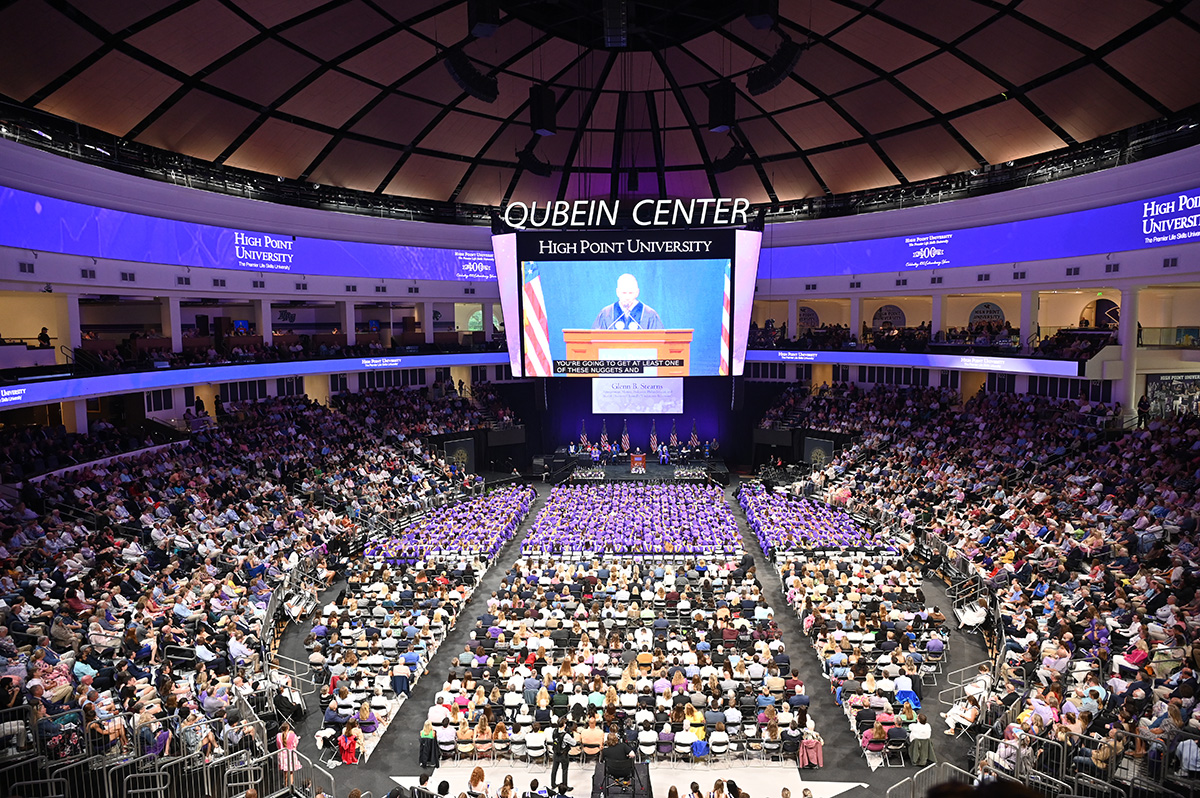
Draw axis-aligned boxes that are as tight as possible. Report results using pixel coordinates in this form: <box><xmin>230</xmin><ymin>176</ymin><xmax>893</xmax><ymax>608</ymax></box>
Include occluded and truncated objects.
<box><xmin>690</xmin><ymin>419</ymin><xmax>699</xmax><ymax>447</ymax></box>
<box><xmin>621</xmin><ymin>420</ymin><xmax>630</xmax><ymax>452</ymax></box>
<box><xmin>580</xmin><ymin>419</ymin><xmax>589</xmax><ymax>447</ymax></box>
<box><xmin>719</xmin><ymin>261</ymin><xmax>731</xmax><ymax>376</ymax></box>
<box><xmin>601</xmin><ymin>420</ymin><xmax>608</xmax><ymax>447</ymax></box>
<box><xmin>669</xmin><ymin>420</ymin><xmax>678</xmax><ymax>447</ymax></box>
<box><xmin>649</xmin><ymin>419</ymin><xmax>658</xmax><ymax>451</ymax></box>
<box><xmin>522</xmin><ymin>261</ymin><xmax>552</xmax><ymax>377</ymax></box>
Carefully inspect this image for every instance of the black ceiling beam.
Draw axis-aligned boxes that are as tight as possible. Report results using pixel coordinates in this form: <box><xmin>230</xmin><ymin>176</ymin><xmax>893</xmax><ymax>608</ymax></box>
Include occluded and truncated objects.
<box><xmin>554</xmin><ymin>51</ymin><xmax>618</xmax><ymax>201</ymax></box>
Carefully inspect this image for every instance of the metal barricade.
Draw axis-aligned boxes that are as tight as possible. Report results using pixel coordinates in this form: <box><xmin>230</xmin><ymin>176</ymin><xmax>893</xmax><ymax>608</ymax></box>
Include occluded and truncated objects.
<box><xmin>1071</xmin><ymin>773</ymin><xmax>1126</xmax><ymax>798</ymax></box>
<box><xmin>6</xmin><ymin>777</ymin><xmax>68</xmax><ymax>798</ymax></box>
<box><xmin>124</xmin><ymin>770</ymin><xmax>169</xmax><ymax>798</ymax></box>
<box><xmin>0</xmin><ymin>704</ymin><xmax>34</xmax><ymax>765</ymax></box>
<box><xmin>911</xmin><ymin>763</ymin><xmax>950</xmax><ymax>798</ymax></box>
<box><xmin>886</xmin><ymin>775</ymin><xmax>914</xmax><ymax>798</ymax></box>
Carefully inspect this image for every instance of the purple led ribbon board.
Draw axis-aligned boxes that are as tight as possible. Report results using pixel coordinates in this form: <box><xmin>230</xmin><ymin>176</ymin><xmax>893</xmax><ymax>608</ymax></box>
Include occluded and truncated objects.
<box><xmin>0</xmin><ymin>186</ymin><xmax>495</xmax><ymax>280</ymax></box>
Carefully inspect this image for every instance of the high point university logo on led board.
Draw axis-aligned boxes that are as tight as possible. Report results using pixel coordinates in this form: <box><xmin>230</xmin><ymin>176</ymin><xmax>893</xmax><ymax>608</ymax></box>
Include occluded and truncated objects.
<box><xmin>501</xmin><ymin>198</ymin><xmax>754</xmax><ymax>228</ymax></box>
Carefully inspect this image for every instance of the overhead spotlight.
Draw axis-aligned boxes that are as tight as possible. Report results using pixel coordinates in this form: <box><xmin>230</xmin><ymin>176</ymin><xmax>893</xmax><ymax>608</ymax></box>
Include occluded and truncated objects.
<box><xmin>744</xmin><ymin>0</ymin><xmax>778</xmax><ymax>30</ymax></box>
<box><xmin>746</xmin><ymin>31</ymin><xmax>806</xmax><ymax>96</ymax></box>
<box><xmin>707</xmin><ymin>81</ymin><xmax>736</xmax><ymax>133</ymax></box>
<box><xmin>445</xmin><ymin>47</ymin><xmax>499</xmax><ymax>103</ymax></box>
<box><xmin>529</xmin><ymin>85</ymin><xmax>557</xmax><ymax>136</ymax></box>
<box><xmin>711</xmin><ymin>140</ymin><xmax>746</xmax><ymax>173</ymax></box>
<box><xmin>517</xmin><ymin>146</ymin><xmax>552</xmax><ymax>177</ymax></box>
<box><xmin>603</xmin><ymin>0</ymin><xmax>628</xmax><ymax>48</ymax></box>
<box><xmin>467</xmin><ymin>0</ymin><xmax>499</xmax><ymax>38</ymax></box>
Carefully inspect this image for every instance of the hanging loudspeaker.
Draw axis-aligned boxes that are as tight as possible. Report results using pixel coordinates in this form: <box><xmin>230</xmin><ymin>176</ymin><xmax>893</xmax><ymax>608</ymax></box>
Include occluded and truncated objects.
<box><xmin>529</xmin><ymin>85</ymin><xmax>557</xmax><ymax>136</ymax></box>
<box><xmin>708</xmin><ymin>81</ymin><xmax>735</xmax><ymax>133</ymax></box>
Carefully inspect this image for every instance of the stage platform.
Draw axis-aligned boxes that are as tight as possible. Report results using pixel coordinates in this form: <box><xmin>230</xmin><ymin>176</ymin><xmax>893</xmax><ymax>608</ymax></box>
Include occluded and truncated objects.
<box><xmin>566</xmin><ymin>459</ymin><xmax>729</xmax><ymax>484</ymax></box>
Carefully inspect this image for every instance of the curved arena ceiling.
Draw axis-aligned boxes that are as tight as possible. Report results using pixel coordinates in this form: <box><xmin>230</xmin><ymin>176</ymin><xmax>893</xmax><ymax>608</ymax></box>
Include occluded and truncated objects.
<box><xmin>0</xmin><ymin>0</ymin><xmax>1198</xmax><ymax>209</ymax></box>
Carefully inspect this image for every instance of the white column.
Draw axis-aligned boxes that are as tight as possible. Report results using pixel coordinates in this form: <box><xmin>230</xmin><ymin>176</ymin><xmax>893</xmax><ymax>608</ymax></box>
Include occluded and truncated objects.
<box><xmin>849</xmin><ymin>298</ymin><xmax>862</xmax><ymax>342</ymax></box>
<box><xmin>483</xmin><ymin>301</ymin><xmax>495</xmax><ymax>342</ymax></box>
<box><xmin>1121</xmin><ymin>286</ymin><xmax>1140</xmax><ymax>418</ymax></box>
<box><xmin>383</xmin><ymin>304</ymin><xmax>394</xmax><ymax>349</ymax></box>
<box><xmin>931</xmin><ymin>294</ymin><xmax>946</xmax><ymax>336</ymax></box>
<box><xmin>62</xmin><ymin>400</ymin><xmax>88</xmax><ymax>435</ymax></box>
<box><xmin>160</xmin><ymin>296</ymin><xmax>182</xmax><ymax>353</ymax></box>
<box><xmin>339</xmin><ymin>300</ymin><xmax>356</xmax><ymax>346</ymax></box>
<box><xmin>1019</xmin><ymin>290</ymin><xmax>1039</xmax><ymax>352</ymax></box>
<box><xmin>787</xmin><ymin>299</ymin><xmax>799</xmax><ymax>340</ymax></box>
<box><xmin>253</xmin><ymin>299</ymin><xmax>272</xmax><ymax>344</ymax></box>
<box><xmin>63</xmin><ymin>293</ymin><xmax>82</xmax><ymax>348</ymax></box>
<box><xmin>423</xmin><ymin>301</ymin><xmax>435</xmax><ymax>344</ymax></box>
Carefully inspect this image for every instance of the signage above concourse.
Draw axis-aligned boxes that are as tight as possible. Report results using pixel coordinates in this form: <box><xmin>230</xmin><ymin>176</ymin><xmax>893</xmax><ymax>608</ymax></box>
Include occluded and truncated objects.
<box><xmin>501</xmin><ymin>198</ymin><xmax>754</xmax><ymax>229</ymax></box>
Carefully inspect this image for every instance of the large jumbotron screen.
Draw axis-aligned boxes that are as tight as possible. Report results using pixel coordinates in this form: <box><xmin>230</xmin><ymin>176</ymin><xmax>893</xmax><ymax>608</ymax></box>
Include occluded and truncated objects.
<box><xmin>492</xmin><ymin>229</ymin><xmax>761</xmax><ymax>378</ymax></box>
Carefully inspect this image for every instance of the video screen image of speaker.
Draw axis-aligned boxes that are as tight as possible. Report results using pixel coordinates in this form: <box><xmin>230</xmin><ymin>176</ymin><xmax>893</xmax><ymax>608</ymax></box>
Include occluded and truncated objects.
<box><xmin>492</xmin><ymin>229</ymin><xmax>761</xmax><ymax>378</ymax></box>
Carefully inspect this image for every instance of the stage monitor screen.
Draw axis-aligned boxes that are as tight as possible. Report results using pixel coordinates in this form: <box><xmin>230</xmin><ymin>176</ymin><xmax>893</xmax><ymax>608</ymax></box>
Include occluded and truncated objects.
<box><xmin>493</xmin><ymin>229</ymin><xmax>760</xmax><ymax>377</ymax></box>
<box><xmin>592</xmin><ymin>377</ymin><xmax>683</xmax><ymax>414</ymax></box>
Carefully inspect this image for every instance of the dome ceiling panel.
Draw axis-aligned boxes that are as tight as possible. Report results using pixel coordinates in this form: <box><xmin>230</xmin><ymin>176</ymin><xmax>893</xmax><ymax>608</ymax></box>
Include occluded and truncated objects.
<box><xmin>834</xmin><ymin>82</ymin><xmax>930</xmax><ymax>135</ymax></box>
<box><xmin>1104</xmin><ymin>19</ymin><xmax>1200</xmax><ymax>112</ymax></box>
<box><xmin>951</xmin><ymin>100</ymin><xmax>1068</xmax><ymax>165</ymax></box>
<box><xmin>134</xmin><ymin>91</ymin><xmax>261</xmax><ymax>162</ymax></box>
<box><xmin>127</xmin><ymin>0</ymin><xmax>258</xmax><ymax>76</ymax></box>
<box><xmin>342</xmin><ymin>33</ymin><xmax>438</xmax><ymax>86</ymax></box>
<box><xmin>1019</xmin><ymin>0</ymin><xmax>1158</xmax><ymax>50</ymax></box>
<box><xmin>203</xmin><ymin>40</ymin><xmax>321</xmax><ymax>107</ymax></box>
<box><xmin>350</xmin><ymin>94</ymin><xmax>442</xmax><ymax>146</ymax></box>
<box><xmin>36</xmin><ymin>51</ymin><xmax>181</xmax><ymax>137</ymax></box>
<box><xmin>279</xmin><ymin>1</ymin><xmax>394</xmax><ymax>62</ymax></box>
<box><xmin>807</xmin><ymin>143</ymin><xmax>896</xmax><ymax>195</ymax></box>
<box><xmin>236</xmin><ymin>0</ymin><xmax>338</xmax><ymax>29</ymax></box>
<box><xmin>0</xmin><ymin>0</ymin><xmax>1192</xmax><ymax>209</ymax></box>
<box><xmin>878</xmin><ymin>127</ymin><xmax>980</xmax><ymax>184</ymax></box>
<box><xmin>66</xmin><ymin>0</ymin><xmax>176</xmax><ymax>33</ymax></box>
<box><xmin>895</xmin><ymin>54</ymin><xmax>1004</xmax><ymax>115</ymax></box>
<box><xmin>276</xmin><ymin>72</ymin><xmax>381</xmax><ymax>129</ymax></box>
<box><xmin>384</xmin><ymin>153</ymin><xmax>471</xmax><ymax>200</ymax></box>
<box><xmin>958</xmin><ymin>16</ymin><xmax>1080</xmax><ymax>89</ymax></box>
<box><xmin>222</xmin><ymin>118</ymin><xmax>332</xmax><ymax>179</ymax></box>
<box><xmin>831</xmin><ymin>16</ymin><xmax>938</xmax><ymax>74</ymax></box>
<box><xmin>874</xmin><ymin>0</ymin><xmax>994</xmax><ymax>43</ymax></box>
<box><xmin>310</xmin><ymin>139</ymin><xmax>401</xmax><ymax>193</ymax></box>
<box><xmin>1026</xmin><ymin>65</ymin><xmax>1158</xmax><ymax>143</ymax></box>
<box><xmin>0</xmin><ymin>0</ymin><xmax>99</xmax><ymax>103</ymax></box>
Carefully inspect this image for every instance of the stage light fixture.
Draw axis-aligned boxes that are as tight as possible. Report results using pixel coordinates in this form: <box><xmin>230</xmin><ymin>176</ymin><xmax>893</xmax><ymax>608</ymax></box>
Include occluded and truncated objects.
<box><xmin>746</xmin><ymin>32</ymin><xmax>806</xmax><ymax>96</ymax></box>
<box><xmin>444</xmin><ymin>48</ymin><xmax>499</xmax><ymax>103</ymax></box>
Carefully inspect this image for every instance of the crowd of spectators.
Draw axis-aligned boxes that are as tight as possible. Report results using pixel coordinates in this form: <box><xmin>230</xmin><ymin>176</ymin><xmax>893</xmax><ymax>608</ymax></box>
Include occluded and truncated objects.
<box><xmin>740</xmin><ymin>484</ymin><xmax>889</xmax><ymax>553</ymax></box>
<box><xmin>309</xmin><ymin>487</ymin><xmax>536</xmax><ymax>766</ymax></box>
<box><xmin>419</xmin><ymin>553</ymin><xmax>825</xmax><ymax>780</ymax></box>
<box><xmin>782</xmin><ymin>384</ymin><xmax>1200</xmax><ymax>786</ymax></box>
<box><xmin>0</xmin><ymin>382</ymin><xmax>515</xmax><ymax>792</ymax></box>
<box><xmin>0</xmin><ymin>418</ymin><xmax>171</xmax><ymax>482</ymax></box>
<box><xmin>1031</xmin><ymin>329</ymin><xmax>1117</xmax><ymax>360</ymax></box>
<box><xmin>521</xmin><ymin>484</ymin><xmax>742</xmax><ymax>554</ymax></box>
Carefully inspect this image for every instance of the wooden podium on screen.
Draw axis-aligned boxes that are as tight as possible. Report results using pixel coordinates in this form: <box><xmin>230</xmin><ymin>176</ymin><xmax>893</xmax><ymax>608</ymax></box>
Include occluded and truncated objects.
<box><xmin>561</xmin><ymin>329</ymin><xmax>693</xmax><ymax>376</ymax></box>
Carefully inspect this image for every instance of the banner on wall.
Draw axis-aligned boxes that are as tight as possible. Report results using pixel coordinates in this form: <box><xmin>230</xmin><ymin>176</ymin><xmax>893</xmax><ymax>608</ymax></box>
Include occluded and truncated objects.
<box><xmin>871</xmin><ymin>304</ymin><xmax>907</xmax><ymax>329</ymax></box>
<box><xmin>443</xmin><ymin>438</ymin><xmax>477</xmax><ymax>473</ymax></box>
<box><xmin>968</xmin><ymin>302</ymin><xmax>1006</xmax><ymax>325</ymax></box>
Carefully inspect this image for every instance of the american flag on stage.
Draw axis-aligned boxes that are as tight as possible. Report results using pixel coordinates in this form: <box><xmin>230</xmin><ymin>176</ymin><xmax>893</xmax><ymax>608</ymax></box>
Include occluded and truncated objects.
<box><xmin>649</xmin><ymin>419</ymin><xmax>658</xmax><ymax>451</ymax></box>
<box><xmin>690</xmin><ymin>419</ymin><xmax>700</xmax><ymax>447</ymax></box>
<box><xmin>579</xmin><ymin>419</ymin><xmax>589</xmax><ymax>447</ymax></box>
<box><xmin>621</xmin><ymin>420</ymin><xmax>630</xmax><ymax>452</ymax></box>
<box><xmin>669</xmin><ymin>420</ymin><xmax>678</xmax><ymax>447</ymax></box>
<box><xmin>600</xmin><ymin>420</ymin><xmax>608</xmax><ymax>447</ymax></box>
<box><xmin>522</xmin><ymin>261</ymin><xmax>552</xmax><ymax>377</ymax></box>
<box><xmin>719</xmin><ymin>261</ymin><xmax>731</xmax><ymax>376</ymax></box>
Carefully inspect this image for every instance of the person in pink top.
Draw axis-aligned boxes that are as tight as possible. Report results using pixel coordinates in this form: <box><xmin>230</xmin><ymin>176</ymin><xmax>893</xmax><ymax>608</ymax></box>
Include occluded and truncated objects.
<box><xmin>277</xmin><ymin>721</ymin><xmax>302</xmax><ymax>787</ymax></box>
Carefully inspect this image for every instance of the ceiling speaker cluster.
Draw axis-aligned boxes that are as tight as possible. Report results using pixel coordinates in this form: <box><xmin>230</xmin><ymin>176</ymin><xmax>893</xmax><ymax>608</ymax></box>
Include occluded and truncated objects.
<box><xmin>444</xmin><ymin>48</ymin><xmax>498</xmax><ymax>103</ymax></box>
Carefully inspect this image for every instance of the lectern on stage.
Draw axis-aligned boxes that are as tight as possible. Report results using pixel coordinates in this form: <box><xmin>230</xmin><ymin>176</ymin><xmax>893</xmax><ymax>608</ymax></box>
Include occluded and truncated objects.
<box><xmin>630</xmin><ymin>453</ymin><xmax>646</xmax><ymax>473</ymax></box>
<box><xmin>562</xmin><ymin>329</ymin><xmax>693</xmax><ymax>376</ymax></box>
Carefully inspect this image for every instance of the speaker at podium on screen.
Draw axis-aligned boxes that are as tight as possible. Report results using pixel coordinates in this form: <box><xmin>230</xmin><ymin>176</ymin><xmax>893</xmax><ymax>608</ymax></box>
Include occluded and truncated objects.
<box><xmin>562</xmin><ymin>329</ymin><xmax>693</xmax><ymax>376</ymax></box>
